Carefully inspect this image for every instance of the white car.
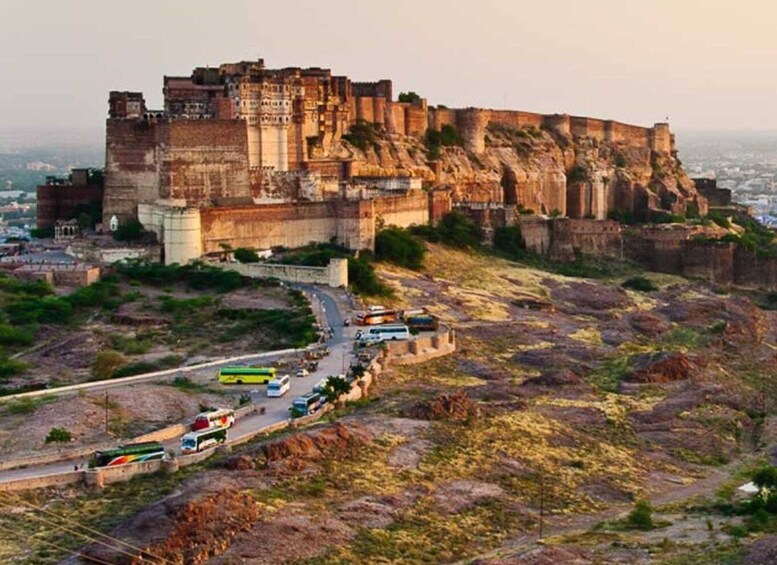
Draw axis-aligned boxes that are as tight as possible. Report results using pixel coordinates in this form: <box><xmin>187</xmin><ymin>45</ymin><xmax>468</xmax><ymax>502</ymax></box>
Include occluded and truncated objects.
<box><xmin>295</xmin><ymin>368</ymin><xmax>309</xmax><ymax>378</ymax></box>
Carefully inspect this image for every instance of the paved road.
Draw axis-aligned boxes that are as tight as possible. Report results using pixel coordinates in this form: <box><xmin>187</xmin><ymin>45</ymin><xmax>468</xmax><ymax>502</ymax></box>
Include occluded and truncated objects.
<box><xmin>0</xmin><ymin>285</ymin><xmax>358</xmax><ymax>484</ymax></box>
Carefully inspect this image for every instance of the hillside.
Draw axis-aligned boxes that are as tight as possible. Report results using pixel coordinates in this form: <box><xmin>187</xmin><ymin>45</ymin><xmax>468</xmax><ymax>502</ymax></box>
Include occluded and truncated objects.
<box><xmin>9</xmin><ymin>246</ymin><xmax>777</xmax><ymax>564</ymax></box>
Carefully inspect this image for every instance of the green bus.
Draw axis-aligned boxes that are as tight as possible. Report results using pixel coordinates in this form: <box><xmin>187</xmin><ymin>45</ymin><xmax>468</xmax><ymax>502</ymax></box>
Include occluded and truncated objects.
<box><xmin>218</xmin><ymin>366</ymin><xmax>276</xmax><ymax>384</ymax></box>
<box><xmin>88</xmin><ymin>441</ymin><xmax>165</xmax><ymax>468</ymax></box>
<box><xmin>180</xmin><ymin>427</ymin><xmax>228</xmax><ymax>454</ymax></box>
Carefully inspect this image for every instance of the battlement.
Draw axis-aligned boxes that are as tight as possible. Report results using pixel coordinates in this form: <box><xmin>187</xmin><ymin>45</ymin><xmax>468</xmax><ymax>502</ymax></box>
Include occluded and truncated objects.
<box><xmin>427</xmin><ymin>106</ymin><xmax>674</xmax><ymax>155</ymax></box>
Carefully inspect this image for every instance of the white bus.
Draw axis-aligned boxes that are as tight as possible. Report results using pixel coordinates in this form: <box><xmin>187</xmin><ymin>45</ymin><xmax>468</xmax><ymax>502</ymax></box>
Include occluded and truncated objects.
<box><xmin>180</xmin><ymin>427</ymin><xmax>228</xmax><ymax>454</ymax></box>
<box><xmin>355</xmin><ymin>324</ymin><xmax>410</xmax><ymax>344</ymax></box>
<box><xmin>267</xmin><ymin>374</ymin><xmax>291</xmax><ymax>397</ymax></box>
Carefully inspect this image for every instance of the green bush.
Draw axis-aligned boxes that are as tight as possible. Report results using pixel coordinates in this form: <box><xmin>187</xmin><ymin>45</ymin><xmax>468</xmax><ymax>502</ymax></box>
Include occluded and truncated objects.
<box><xmin>613</xmin><ymin>152</ymin><xmax>628</xmax><ymax>168</ymax></box>
<box><xmin>45</xmin><ymin>427</ymin><xmax>72</xmax><ymax>444</ymax></box>
<box><xmin>492</xmin><ymin>226</ymin><xmax>526</xmax><ymax>259</ymax></box>
<box><xmin>92</xmin><ymin>350</ymin><xmax>127</xmax><ymax>379</ymax></box>
<box><xmin>621</xmin><ymin>276</ymin><xmax>658</xmax><ymax>292</ymax></box>
<box><xmin>567</xmin><ymin>165</ymin><xmax>589</xmax><ymax>184</ymax></box>
<box><xmin>436</xmin><ymin>211</ymin><xmax>483</xmax><ymax>248</ymax></box>
<box><xmin>375</xmin><ymin>227</ymin><xmax>426</xmax><ymax>270</ymax></box>
<box><xmin>626</xmin><ymin>500</ymin><xmax>654</xmax><ymax>530</ymax></box>
<box><xmin>608</xmin><ymin>208</ymin><xmax>639</xmax><ymax>225</ymax></box>
<box><xmin>708</xmin><ymin>211</ymin><xmax>731</xmax><ymax>229</ymax></box>
<box><xmin>348</xmin><ymin>256</ymin><xmax>391</xmax><ymax>296</ymax></box>
<box><xmin>234</xmin><ymin>247</ymin><xmax>260</xmax><ymax>263</ymax></box>
<box><xmin>398</xmin><ymin>91</ymin><xmax>421</xmax><ymax>103</ymax></box>
<box><xmin>30</xmin><ymin>227</ymin><xmax>55</xmax><ymax>239</ymax></box>
<box><xmin>113</xmin><ymin>219</ymin><xmax>144</xmax><ymax>241</ymax></box>
<box><xmin>0</xmin><ymin>358</ymin><xmax>28</xmax><ymax>381</ymax></box>
<box><xmin>111</xmin><ymin>355</ymin><xmax>183</xmax><ymax>378</ymax></box>
<box><xmin>342</xmin><ymin>121</ymin><xmax>379</xmax><ymax>152</ymax></box>
<box><xmin>322</xmin><ymin>375</ymin><xmax>353</xmax><ymax>404</ymax></box>
<box><xmin>4</xmin><ymin>296</ymin><xmax>72</xmax><ymax>325</ymax></box>
<box><xmin>0</xmin><ymin>325</ymin><xmax>34</xmax><ymax>346</ymax></box>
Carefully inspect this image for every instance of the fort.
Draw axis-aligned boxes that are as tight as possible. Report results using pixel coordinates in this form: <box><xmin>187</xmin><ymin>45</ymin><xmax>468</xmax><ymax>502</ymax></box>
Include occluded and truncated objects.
<box><xmin>37</xmin><ymin>58</ymin><xmax>702</xmax><ymax>266</ymax></box>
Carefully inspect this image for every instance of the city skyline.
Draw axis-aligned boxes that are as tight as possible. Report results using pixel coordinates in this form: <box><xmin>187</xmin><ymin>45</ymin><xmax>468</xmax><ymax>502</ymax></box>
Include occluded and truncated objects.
<box><xmin>3</xmin><ymin>0</ymin><xmax>777</xmax><ymax>136</ymax></box>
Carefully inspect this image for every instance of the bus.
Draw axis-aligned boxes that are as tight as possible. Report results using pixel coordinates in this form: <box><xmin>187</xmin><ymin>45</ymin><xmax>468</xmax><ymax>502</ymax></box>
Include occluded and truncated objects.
<box><xmin>218</xmin><ymin>366</ymin><xmax>276</xmax><ymax>385</ymax></box>
<box><xmin>192</xmin><ymin>408</ymin><xmax>235</xmax><ymax>431</ymax></box>
<box><xmin>406</xmin><ymin>315</ymin><xmax>438</xmax><ymax>332</ymax></box>
<box><xmin>180</xmin><ymin>427</ymin><xmax>228</xmax><ymax>454</ymax></box>
<box><xmin>267</xmin><ymin>374</ymin><xmax>291</xmax><ymax>397</ymax></box>
<box><xmin>88</xmin><ymin>442</ymin><xmax>165</xmax><ymax>468</ymax></box>
<box><xmin>355</xmin><ymin>324</ymin><xmax>410</xmax><ymax>344</ymax></box>
<box><xmin>355</xmin><ymin>309</ymin><xmax>399</xmax><ymax>326</ymax></box>
<box><xmin>290</xmin><ymin>392</ymin><xmax>322</xmax><ymax>418</ymax></box>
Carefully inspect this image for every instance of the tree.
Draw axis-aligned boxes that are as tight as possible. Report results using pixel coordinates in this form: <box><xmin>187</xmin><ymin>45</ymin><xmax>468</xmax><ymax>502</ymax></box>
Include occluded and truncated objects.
<box><xmin>234</xmin><ymin>247</ymin><xmax>260</xmax><ymax>263</ymax></box>
<box><xmin>322</xmin><ymin>375</ymin><xmax>352</xmax><ymax>404</ymax></box>
<box><xmin>436</xmin><ymin>211</ymin><xmax>484</xmax><ymax>248</ymax></box>
<box><xmin>92</xmin><ymin>349</ymin><xmax>127</xmax><ymax>379</ymax></box>
<box><xmin>113</xmin><ymin>219</ymin><xmax>144</xmax><ymax>242</ymax></box>
<box><xmin>493</xmin><ymin>226</ymin><xmax>525</xmax><ymax>259</ymax></box>
<box><xmin>375</xmin><ymin>227</ymin><xmax>426</xmax><ymax>270</ymax></box>
<box><xmin>398</xmin><ymin>91</ymin><xmax>421</xmax><ymax>104</ymax></box>
<box><xmin>45</xmin><ymin>427</ymin><xmax>72</xmax><ymax>444</ymax></box>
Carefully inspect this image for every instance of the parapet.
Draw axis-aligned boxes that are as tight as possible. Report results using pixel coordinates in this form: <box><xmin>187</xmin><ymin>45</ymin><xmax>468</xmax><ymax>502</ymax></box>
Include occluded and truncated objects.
<box><xmin>108</xmin><ymin>91</ymin><xmax>146</xmax><ymax>118</ymax></box>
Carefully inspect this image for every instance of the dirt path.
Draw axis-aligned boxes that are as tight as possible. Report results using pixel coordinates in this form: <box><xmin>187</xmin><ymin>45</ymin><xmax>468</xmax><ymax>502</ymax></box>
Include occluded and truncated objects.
<box><xmin>456</xmin><ymin>460</ymin><xmax>745</xmax><ymax>564</ymax></box>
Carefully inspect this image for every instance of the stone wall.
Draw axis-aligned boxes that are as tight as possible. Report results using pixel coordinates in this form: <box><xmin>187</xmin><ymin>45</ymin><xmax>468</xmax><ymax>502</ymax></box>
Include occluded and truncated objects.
<box><xmin>222</xmin><ymin>258</ymin><xmax>348</xmax><ymax>288</ymax></box>
<box><xmin>36</xmin><ymin>181</ymin><xmax>103</xmax><ymax>230</ymax></box>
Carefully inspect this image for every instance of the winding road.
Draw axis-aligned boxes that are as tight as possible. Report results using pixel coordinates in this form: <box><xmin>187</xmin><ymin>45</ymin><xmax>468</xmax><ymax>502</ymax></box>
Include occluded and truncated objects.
<box><xmin>0</xmin><ymin>284</ymin><xmax>358</xmax><ymax>485</ymax></box>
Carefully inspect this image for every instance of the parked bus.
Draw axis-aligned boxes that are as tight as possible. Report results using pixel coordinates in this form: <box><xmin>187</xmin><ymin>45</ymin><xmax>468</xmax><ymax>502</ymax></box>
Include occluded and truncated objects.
<box><xmin>355</xmin><ymin>309</ymin><xmax>399</xmax><ymax>326</ymax></box>
<box><xmin>218</xmin><ymin>366</ymin><xmax>276</xmax><ymax>385</ymax></box>
<box><xmin>192</xmin><ymin>408</ymin><xmax>235</xmax><ymax>431</ymax></box>
<box><xmin>406</xmin><ymin>315</ymin><xmax>438</xmax><ymax>332</ymax></box>
<box><xmin>355</xmin><ymin>324</ymin><xmax>411</xmax><ymax>344</ymax></box>
<box><xmin>180</xmin><ymin>427</ymin><xmax>228</xmax><ymax>454</ymax></box>
<box><xmin>267</xmin><ymin>374</ymin><xmax>291</xmax><ymax>397</ymax></box>
<box><xmin>401</xmin><ymin>308</ymin><xmax>428</xmax><ymax>320</ymax></box>
<box><xmin>290</xmin><ymin>392</ymin><xmax>322</xmax><ymax>418</ymax></box>
<box><xmin>88</xmin><ymin>442</ymin><xmax>165</xmax><ymax>468</ymax></box>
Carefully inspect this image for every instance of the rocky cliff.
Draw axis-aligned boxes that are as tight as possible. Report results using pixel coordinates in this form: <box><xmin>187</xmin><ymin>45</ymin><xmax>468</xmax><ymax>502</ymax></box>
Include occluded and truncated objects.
<box><xmin>330</xmin><ymin>118</ymin><xmax>702</xmax><ymax>221</ymax></box>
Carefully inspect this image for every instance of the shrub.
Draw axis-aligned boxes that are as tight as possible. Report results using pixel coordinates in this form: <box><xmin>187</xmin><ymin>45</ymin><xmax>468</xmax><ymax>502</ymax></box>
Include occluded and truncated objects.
<box><xmin>708</xmin><ymin>211</ymin><xmax>731</xmax><ymax>229</ymax></box>
<box><xmin>342</xmin><ymin>121</ymin><xmax>379</xmax><ymax>152</ymax></box>
<box><xmin>621</xmin><ymin>276</ymin><xmax>658</xmax><ymax>292</ymax></box>
<box><xmin>375</xmin><ymin>227</ymin><xmax>426</xmax><ymax>270</ymax></box>
<box><xmin>626</xmin><ymin>500</ymin><xmax>654</xmax><ymax>530</ymax></box>
<box><xmin>234</xmin><ymin>247</ymin><xmax>260</xmax><ymax>263</ymax></box>
<box><xmin>436</xmin><ymin>211</ymin><xmax>483</xmax><ymax>248</ymax></box>
<box><xmin>322</xmin><ymin>375</ymin><xmax>352</xmax><ymax>404</ymax></box>
<box><xmin>492</xmin><ymin>226</ymin><xmax>526</xmax><ymax>259</ymax></box>
<box><xmin>348</xmin><ymin>257</ymin><xmax>391</xmax><ymax>296</ymax></box>
<box><xmin>608</xmin><ymin>208</ymin><xmax>639</xmax><ymax>225</ymax></box>
<box><xmin>4</xmin><ymin>296</ymin><xmax>72</xmax><ymax>325</ymax></box>
<box><xmin>92</xmin><ymin>350</ymin><xmax>127</xmax><ymax>379</ymax></box>
<box><xmin>613</xmin><ymin>152</ymin><xmax>628</xmax><ymax>168</ymax></box>
<box><xmin>0</xmin><ymin>325</ymin><xmax>34</xmax><ymax>347</ymax></box>
<box><xmin>567</xmin><ymin>165</ymin><xmax>589</xmax><ymax>184</ymax></box>
<box><xmin>45</xmin><ymin>427</ymin><xmax>72</xmax><ymax>444</ymax></box>
<box><xmin>398</xmin><ymin>91</ymin><xmax>421</xmax><ymax>103</ymax></box>
<box><xmin>113</xmin><ymin>219</ymin><xmax>144</xmax><ymax>241</ymax></box>
<box><xmin>111</xmin><ymin>355</ymin><xmax>183</xmax><ymax>378</ymax></box>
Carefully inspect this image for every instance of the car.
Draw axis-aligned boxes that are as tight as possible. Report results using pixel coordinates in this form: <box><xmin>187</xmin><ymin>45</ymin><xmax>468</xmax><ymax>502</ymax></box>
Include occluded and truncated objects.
<box><xmin>344</xmin><ymin>318</ymin><xmax>351</xmax><ymax>327</ymax></box>
<box><xmin>295</xmin><ymin>368</ymin><xmax>309</xmax><ymax>378</ymax></box>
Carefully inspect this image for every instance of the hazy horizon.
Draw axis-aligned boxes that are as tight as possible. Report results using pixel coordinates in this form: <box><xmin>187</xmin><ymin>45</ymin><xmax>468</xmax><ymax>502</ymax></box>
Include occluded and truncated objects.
<box><xmin>4</xmin><ymin>0</ymin><xmax>777</xmax><ymax>137</ymax></box>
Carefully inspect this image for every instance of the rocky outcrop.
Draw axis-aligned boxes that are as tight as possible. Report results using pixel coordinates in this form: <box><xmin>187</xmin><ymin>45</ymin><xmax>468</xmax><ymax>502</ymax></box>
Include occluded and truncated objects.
<box><xmin>335</xmin><ymin>119</ymin><xmax>700</xmax><ymax>221</ymax></box>
<box><xmin>406</xmin><ymin>390</ymin><xmax>481</xmax><ymax>421</ymax></box>
<box><xmin>81</xmin><ymin>476</ymin><xmax>259</xmax><ymax>565</ymax></box>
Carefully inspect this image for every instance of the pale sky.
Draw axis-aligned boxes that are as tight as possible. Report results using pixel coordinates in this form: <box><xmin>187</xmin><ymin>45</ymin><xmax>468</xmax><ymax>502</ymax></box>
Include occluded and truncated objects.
<box><xmin>2</xmin><ymin>0</ymin><xmax>777</xmax><ymax>140</ymax></box>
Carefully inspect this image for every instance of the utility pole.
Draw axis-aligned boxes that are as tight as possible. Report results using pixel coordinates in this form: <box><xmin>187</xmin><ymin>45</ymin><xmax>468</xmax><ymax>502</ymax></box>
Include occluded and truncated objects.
<box><xmin>538</xmin><ymin>475</ymin><xmax>545</xmax><ymax>540</ymax></box>
<box><xmin>104</xmin><ymin>392</ymin><xmax>109</xmax><ymax>434</ymax></box>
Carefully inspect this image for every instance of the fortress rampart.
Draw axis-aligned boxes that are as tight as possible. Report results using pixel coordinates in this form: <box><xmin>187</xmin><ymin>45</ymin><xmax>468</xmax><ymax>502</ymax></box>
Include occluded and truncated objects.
<box><xmin>427</xmin><ymin>107</ymin><xmax>673</xmax><ymax>155</ymax></box>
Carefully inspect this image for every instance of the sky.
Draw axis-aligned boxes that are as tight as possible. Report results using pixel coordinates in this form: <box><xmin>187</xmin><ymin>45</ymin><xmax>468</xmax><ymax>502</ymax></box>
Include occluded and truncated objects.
<box><xmin>2</xmin><ymin>0</ymin><xmax>777</xmax><ymax>142</ymax></box>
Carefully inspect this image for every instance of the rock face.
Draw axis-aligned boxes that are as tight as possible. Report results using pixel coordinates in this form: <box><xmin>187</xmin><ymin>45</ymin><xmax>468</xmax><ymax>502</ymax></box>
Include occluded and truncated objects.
<box><xmin>81</xmin><ymin>476</ymin><xmax>259</xmax><ymax>565</ymax></box>
<box><xmin>406</xmin><ymin>390</ymin><xmax>481</xmax><ymax>421</ymax></box>
<box><xmin>333</xmin><ymin>117</ymin><xmax>700</xmax><ymax>221</ymax></box>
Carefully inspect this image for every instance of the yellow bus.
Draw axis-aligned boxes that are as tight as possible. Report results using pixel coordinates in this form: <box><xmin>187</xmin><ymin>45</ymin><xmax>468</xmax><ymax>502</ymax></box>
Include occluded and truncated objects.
<box><xmin>217</xmin><ymin>366</ymin><xmax>276</xmax><ymax>385</ymax></box>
